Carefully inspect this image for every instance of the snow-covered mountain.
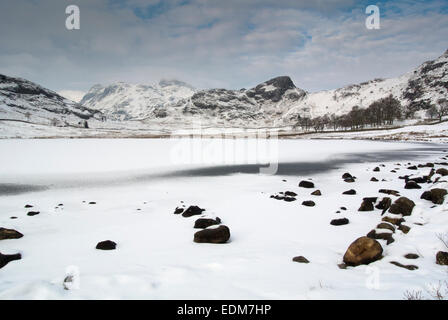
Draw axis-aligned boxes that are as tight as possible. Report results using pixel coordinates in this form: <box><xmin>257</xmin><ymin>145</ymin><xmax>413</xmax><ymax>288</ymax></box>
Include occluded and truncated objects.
<box><xmin>292</xmin><ymin>49</ymin><xmax>448</xmax><ymax>120</ymax></box>
<box><xmin>79</xmin><ymin>49</ymin><xmax>447</xmax><ymax>127</ymax></box>
<box><xmin>0</xmin><ymin>74</ymin><xmax>101</xmax><ymax>126</ymax></box>
<box><xmin>80</xmin><ymin>80</ymin><xmax>196</xmax><ymax>121</ymax></box>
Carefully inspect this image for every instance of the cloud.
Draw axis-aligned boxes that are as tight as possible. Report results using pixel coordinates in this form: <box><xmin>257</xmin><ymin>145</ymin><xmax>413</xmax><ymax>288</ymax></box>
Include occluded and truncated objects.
<box><xmin>0</xmin><ymin>0</ymin><xmax>447</xmax><ymax>93</ymax></box>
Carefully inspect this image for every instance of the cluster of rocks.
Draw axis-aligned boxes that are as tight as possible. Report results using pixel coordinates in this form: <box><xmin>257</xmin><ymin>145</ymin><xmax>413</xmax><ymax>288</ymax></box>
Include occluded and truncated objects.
<box><xmin>271</xmin><ymin>180</ymin><xmax>320</xmax><ymax>208</ymax></box>
<box><xmin>173</xmin><ymin>205</ymin><xmax>230</xmax><ymax>244</ymax></box>
<box><xmin>339</xmin><ymin>158</ymin><xmax>448</xmax><ymax>270</ymax></box>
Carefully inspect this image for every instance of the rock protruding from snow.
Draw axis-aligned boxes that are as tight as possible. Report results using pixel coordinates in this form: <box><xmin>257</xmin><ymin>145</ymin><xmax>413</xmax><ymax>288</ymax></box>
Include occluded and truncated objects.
<box><xmin>193</xmin><ymin>225</ymin><xmax>230</xmax><ymax>244</ymax></box>
<box><xmin>388</xmin><ymin>197</ymin><xmax>415</xmax><ymax>216</ymax></box>
<box><xmin>343</xmin><ymin>236</ymin><xmax>383</xmax><ymax>267</ymax></box>
<box><xmin>0</xmin><ymin>252</ymin><xmax>22</xmax><ymax>269</ymax></box>
<box><xmin>0</xmin><ymin>228</ymin><xmax>23</xmax><ymax>240</ymax></box>
<box><xmin>96</xmin><ymin>240</ymin><xmax>117</xmax><ymax>250</ymax></box>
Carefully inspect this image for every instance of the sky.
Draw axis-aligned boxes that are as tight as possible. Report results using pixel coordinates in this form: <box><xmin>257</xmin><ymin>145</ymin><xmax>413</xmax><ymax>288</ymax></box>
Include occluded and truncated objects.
<box><xmin>0</xmin><ymin>0</ymin><xmax>448</xmax><ymax>98</ymax></box>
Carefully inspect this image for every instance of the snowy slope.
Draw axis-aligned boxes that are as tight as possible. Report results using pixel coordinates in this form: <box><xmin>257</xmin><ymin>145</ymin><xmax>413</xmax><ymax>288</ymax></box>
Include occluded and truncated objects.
<box><xmin>80</xmin><ymin>80</ymin><xmax>196</xmax><ymax>121</ymax></box>
<box><xmin>0</xmin><ymin>74</ymin><xmax>102</xmax><ymax>126</ymax></box>
<box><xmin>287</xmin><ymin>49</ymin><xmax>448</xmax><ymax>120</ymax></box>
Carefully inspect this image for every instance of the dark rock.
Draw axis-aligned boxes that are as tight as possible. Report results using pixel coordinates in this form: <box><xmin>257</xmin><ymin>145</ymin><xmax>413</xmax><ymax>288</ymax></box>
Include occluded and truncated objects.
<box><xmin>376</xmin><ymin>223</ymin><xmax>395</xmax><ymax>232</ymax></box>
<box><xmin>24</xmin><ymin>204</ymin><xmax>33</xmax><ymax>208</ymax></box>
<box><xmin>194</xmin><ymin>218</ymin><xmax>221</xmax><ymax>229</ymax></box>
<box><xmin>370</xmin><ymin>177</ymin><xmax>379</xmax><ymax>182</ymax></box>
<box><xmin>405</xmin><ymin>181</ymin><xmax>421</xmax><ymax>189</ymax></box>
<box><xmin>375</xmin><ymin>197</ymin><xmax>392</xmax><ymax>213</ymax></box>
<box><xmin>398</xmin><ymin>224</ymin><xmax>411</xmax><ymax>234</ymax></box>
<box><xmin>182</xmin><ymin>205</ymin><xmax>205</xmax><ymax>217</ymax></box>
<box><xmin>194</xmin><ymin>225</ymin><xmax>230</xmax><ymax>244</ymax></box>
<box><xmin>391</xmin><ymin>170</ymin><xmax>397</xmax><ymax>173</ymax></box>
<box><xmin>382</xmin><ymin>216</ymin><xmax>405</xmax><ymax>226</ymax></box>
<box><xmin>330</xmin><ymin>218</ymin><xmax>349</xmax><ymax>226</ymax></box>
<box><xmin>0</xmin><ymin>252</ymin><xmax>22</xmax><ymax>269</ymax></box>
<box><xmin>358</xmin><ymin>199</ymin><xmax>374</xmax><ymax>212</ymax></box>
<box><xmin>404</xmin><ymin>253</ymin><xmax>419</xmax><ymax>259</ymax></box>
<box><xmin>420</xmin><ymin>188</ymin><xmax>447</xmax><ymax>204</ymax></box>
<box><xmin>343</xmin><ymin>237</ymin><xmax>383</xmax><ymax>266</ymax></box>
<box><xmin>379</xmin><ymin>189</ymin><xmax>400</xmax><ymax>196</ymax></box>
<box><xmin>271</xmin><ymin>195</ymin><xmax>285</xmax><ymax>200</ymax></box>
<box><xmin>284</xmin><ymin>191</ymin><xmax>297</xmax><ymax>197</ymax></box>
<box><xmin>292</xmin><ymin>256</ymin><xmax>309</xmax><ymax>263</ymax></box>
<box><xmin>343</xmin><ymin>189</ymin><xmax>356</xmax><ymax>195</ymax></box>
<box><xmin>436</xmin><ymin>251</ymin><xmax>448</xmax><ymax>265</ymax></box>
<box><xmin>389</xmin><ymin>197</ymin><xmax>415</xmax><ymax>216</ymax></box>
<box><xmin>340</xmin><ymin>207</ymin><xmax>347</xmax><ymax>211</ymax></box>
<box><xmin>342</xmin><ymin>173</ymin><xmax>353</xmax><ymax>179</ymax></box>
<box><xmin>436</xmin><ymin>168</ymin><xmax>448</xmax><ymax>176</ymax></box>
<box><xmin>311</xmin><ymin>190</ymin><xmax>321</xmax><ymax>196</ymax></box>
<box><xmin>344</xmin><ymin>177</ymin><xmax>356</xmax><ymax>183</ymax></box>
<box><xmin>27</xmin><ymin>211</ymin><xmax>40</xmax><ymax>216</ymax></box>
<box><xmin>302</xmin><ymin>201</ymin><xmax>315</xmax><ymax>207</ymax></box>
<box><xmin>373</xmin><ymin>167</ymin><xmax>380</xmax><ymax>172</ymax></box>
<box><xmin>10</xmin><ymin>217</ymin><xmax>17</xmax><ymax>219</ymax></box>
<box><xmin>96</xmin><ymin>240</ymin><xmax>117</xmax><ymax>250</ymax></box>
<box><xmin>173</xmin><ymin>207</ymin><xmax>184</xmax><ymax>214</ymax></box>
<box><xmin>88</xmin><ymin>202</ymin><xmax>96</xmax><ymax>205</ymax></box>
<box><xmin>299</xmin><ymin>180</ymin><xmax>314</xmax><ymax>188</ymax></box>
<box><xmin>0</xmin><ymin>228</ymin><xmax>24</xmax><ymax>240</ymax></box>
<box><xmin>367</xmin><ymin>229</ymin><xmax>395</xmax><ymax>245</ymax></box>
<box><xmin>408</xmin><ymin>166</ymin><xmax>418</xmax><ymax>170</ymax></box>
<box><xmin>284</xmin><ymin>197</ymin><xmax>297</xmax><ymax>202</ymax></box>
<box><xmin>390</xmin><ymin>261</ymin><xmax>418</xmax><ymax>270</ymax></box>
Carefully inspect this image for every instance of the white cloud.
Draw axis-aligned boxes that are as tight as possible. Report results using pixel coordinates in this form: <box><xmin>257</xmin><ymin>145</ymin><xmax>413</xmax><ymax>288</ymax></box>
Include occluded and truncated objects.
<box><xmin>0</xmin><ymin>0</ymin><xmax>447</xmax><ymax>92</ymax></box>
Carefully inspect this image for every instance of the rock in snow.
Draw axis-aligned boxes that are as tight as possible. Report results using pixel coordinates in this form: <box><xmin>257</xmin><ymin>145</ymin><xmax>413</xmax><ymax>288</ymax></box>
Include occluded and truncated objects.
<box><xmin>193</xmin><ymin>225</ymin><xmax>230</xmax><ymax>244</ymax></box>
<box><xmin>343</xmin><ymin>237</ymin><xmax>383</xmax><ymax>267</ymax></box>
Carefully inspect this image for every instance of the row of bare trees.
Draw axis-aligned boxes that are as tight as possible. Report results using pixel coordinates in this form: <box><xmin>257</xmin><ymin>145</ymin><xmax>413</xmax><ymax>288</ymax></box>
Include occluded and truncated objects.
<box><xmin>296</xmin><ymin>95</ymin><xmax>403</xmax><ymax>132</ymax></box>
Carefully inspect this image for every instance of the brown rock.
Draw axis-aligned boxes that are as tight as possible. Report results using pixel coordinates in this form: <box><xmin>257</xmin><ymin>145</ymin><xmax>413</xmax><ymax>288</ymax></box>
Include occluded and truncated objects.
<box><xmin>299</xmin><ymin>180</ymin><xmax>314</xmax><ymax>188</ymax></box>
<box><xmin>302</xmin><ymin>201</ymin><xmax>315</xmax><ymax>207</ymax></box>
<box><xmin>420</xmin><ymin>188</ymin><xmax>447</xmax><ymax>205</ymax></box>
<box><xmin>311</xmin><ymin>190</ymin><xmax>321</xmax><ymax>196</ymax></box>
<box><xmin>436</xmin><ymin>251</ymin><xmax>448</xmax><ymax>265</ymax></box>
<box><xmin>376</xmin><ymin>223</ymin><xmax>395</xmax><ymax>233</ymax></box>
<box><xmin>390</xmin><ymin>261</ymin><xmax>418</xmax><ymax>270</ymax></box>
<box><xmin>398</xmin><ymin>224</ymin><xmax>411</xmax><ymax>234</ymax></box>
<box><xmin>388</xmin><ymin>197</ymin><xmax>415</xmax><ymax>216</ymax></box>
<box><xmin>343</xmin><ymin>237</ymin><xmax>383</xmax><ymax>266</ymax></box>
<box><xmin>194</xmin><ymin>225</ymin><xmax>230</xmax><ymax>244</ymax></box>
<box><xmin>182</xmin><ymin>205</ymin><xmax>205</xmax><ymax>217</ymax></box>
<box><xmin>0</xmin><ymin>228</ymin><xmax>23</xmax><ymax>240</ymax></box>
<box><xmin>194</xmin><ymin>217</ymin><xmax>221</xmax><ymax>229</ymax></box>
<box><xmin>436</xmin><ymin>168</ymin><xmax>448</xmax><ymax>176</ymax></box>
<box><xmin>292</xmin><ymin>256</ymin><xmax>310</xmax><ymax>263</ymax></box>
<box><xmin>382</xmin><ymin>216</ymin><xmax>405</xmax><ymax>226</ymax></box>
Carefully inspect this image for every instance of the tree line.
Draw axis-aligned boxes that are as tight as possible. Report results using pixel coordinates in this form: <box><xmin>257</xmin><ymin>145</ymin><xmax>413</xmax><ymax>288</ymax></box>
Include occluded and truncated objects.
<box><xmin>295</xmin><ymin>95</ymin><xmax>447</xmax><ymax>133</ymax></box>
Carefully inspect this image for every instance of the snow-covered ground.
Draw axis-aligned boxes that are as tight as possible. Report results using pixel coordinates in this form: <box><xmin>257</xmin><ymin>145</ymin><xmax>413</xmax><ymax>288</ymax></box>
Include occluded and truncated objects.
<box><xmin>0</xmin><ymin>139</ymin><xmax>447</xmax><ymax>299</ymax></box>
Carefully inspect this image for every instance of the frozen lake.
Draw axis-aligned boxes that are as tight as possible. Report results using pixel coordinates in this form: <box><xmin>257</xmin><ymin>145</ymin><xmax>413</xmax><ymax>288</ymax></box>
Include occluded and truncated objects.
<box><xmin>0</xmin><ymin>139</ymin><xmax>447</xmax><ymax>299</ymax></box>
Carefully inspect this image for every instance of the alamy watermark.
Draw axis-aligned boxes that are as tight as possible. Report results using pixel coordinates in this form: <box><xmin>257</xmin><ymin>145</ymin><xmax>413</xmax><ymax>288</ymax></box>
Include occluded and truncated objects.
<box><xmin>366</xmin><ymin>5</ymin><xmax>380</xmax><ymax>30</ymax></box>
<box><xmin>169</xmin><ymin>120</ymin><xmax>279</xmax><ymax>175</ymax></box>
<box><xmin>66</xmin><ymin>5</ymin><xmax>80</xmax><ymax>30</ymax></box>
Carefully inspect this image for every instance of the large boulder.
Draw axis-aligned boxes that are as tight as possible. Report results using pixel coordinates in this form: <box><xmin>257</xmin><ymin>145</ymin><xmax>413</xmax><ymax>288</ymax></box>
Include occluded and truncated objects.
<box><xmin>299</xmin><ymin>180</ymin><xmax>314</xmax><ymax>188</ymax></box>
<box><xmin>375</xmin><ymin>197</ymin><xmax>392</xmax><ymax>213</ymax></box>
<box><xmin>436</xmin><ymin>168</ymin><xmax>448</xmax><ymax>176</ymax></box>
<box><xmin>302</xmin><ymin>200</ymin><xmax>315</xmax><ymax>207</ymax></box>
<box><xmin>194</xmin><ymin>225</ymin><xmax>230</xmax><ymax>244</ymax></box>
<box><xmin>182</xmin><ymin>205</ymin><xmax>205</xmax><ymax>217</ymax></box>
<box><xmin>388</xmin><ymin>197</ymin><xmax>415</xmax><ymax>216</ymax></box>
<box><xmin>420</xmin><ymin>188</ymin><xmax>447</xmax><ymax>205</ymax></box>
<box><xmin>0</xmin><ymin>228</ymin><xmax>23</xmax><ymax>240</ymax></box>
<box><xmin>343</xmin><ymin>237</ymin><xmax>383</xmax><ymax>266</ymax></box>
<box><xmin>0</xmin><ymin>252</ymin><xmax>22</xmax><ymax>269</ymax></box>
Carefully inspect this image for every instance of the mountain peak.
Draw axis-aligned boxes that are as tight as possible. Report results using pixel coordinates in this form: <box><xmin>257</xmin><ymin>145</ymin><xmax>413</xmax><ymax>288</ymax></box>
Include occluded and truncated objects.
<box><xmin>263</xmin><ymin>76</ymin><xmax>296</xmax><ymax>90</ymax></box>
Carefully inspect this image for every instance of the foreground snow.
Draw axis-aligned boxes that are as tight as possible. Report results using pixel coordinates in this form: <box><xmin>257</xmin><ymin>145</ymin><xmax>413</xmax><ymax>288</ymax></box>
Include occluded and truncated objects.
<box><xmin>0</xmin><ymin>139</ymin><xmax>447</xmax><ymax>299</ymax></box>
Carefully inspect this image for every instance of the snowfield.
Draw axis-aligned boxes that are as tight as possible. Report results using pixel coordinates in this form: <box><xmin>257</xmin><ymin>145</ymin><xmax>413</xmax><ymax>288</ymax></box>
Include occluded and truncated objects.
<box><xmin>0</xmin><ymin>139</ymin><xmax>448</xmax><ymax>299</ymax></box>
